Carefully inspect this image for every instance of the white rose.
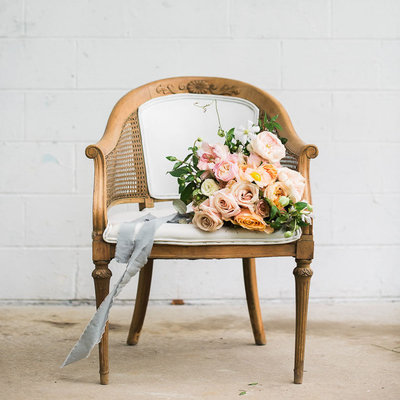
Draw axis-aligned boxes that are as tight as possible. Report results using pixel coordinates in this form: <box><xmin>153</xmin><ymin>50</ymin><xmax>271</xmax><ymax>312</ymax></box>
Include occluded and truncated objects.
<box><xmin>201</xmin><ymin>178</ymin><xmax>220</xmax><ymax>197</ymax></box>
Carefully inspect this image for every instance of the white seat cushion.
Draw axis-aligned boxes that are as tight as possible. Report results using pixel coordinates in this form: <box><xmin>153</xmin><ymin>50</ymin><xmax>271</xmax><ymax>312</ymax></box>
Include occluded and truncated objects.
<box><xmin>103</xmin><ymin>204</ymin><xmax>301</xmax><ymax>246</ymax></box>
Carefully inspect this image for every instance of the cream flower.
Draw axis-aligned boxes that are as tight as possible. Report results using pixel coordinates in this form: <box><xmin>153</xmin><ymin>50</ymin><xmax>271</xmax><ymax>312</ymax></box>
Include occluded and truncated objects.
<box><xmin>249</xmin><ymin>131</ymin><xmax>286</xmax><ymax>164</ymax></box>
<box><xmin>200</xmin><ymin>178</ymin><xmax>219</xmax><ymax>197</ymax></box>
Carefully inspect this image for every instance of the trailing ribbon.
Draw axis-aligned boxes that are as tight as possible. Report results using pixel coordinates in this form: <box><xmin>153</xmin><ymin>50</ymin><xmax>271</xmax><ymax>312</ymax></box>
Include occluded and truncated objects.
<box><xmin>62</xmin><ymin>213</ymin><xmax>176</xmax><ymax>367</ymax></box>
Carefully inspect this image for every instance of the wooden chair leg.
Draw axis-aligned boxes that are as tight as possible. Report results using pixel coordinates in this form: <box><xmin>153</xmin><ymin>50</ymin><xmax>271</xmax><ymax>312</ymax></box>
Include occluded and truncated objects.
<box><xmin>92</xmin><ymin>260</ymin><xmax>112</xmax><ymax>385</ymax></box>
<box><xmin>243</xmin><ymin>258</ymin><xmax>266</xmax><ymax>345</ymax></box>
<box><xmin>127</xmin><ymin>259</ymin><xmax>154</xmax><ymax>345</ymax></box>
<box><xmin>293</xmin><ymin>259</ymin><xmax>313</xmax><ymax>384</ymax></box>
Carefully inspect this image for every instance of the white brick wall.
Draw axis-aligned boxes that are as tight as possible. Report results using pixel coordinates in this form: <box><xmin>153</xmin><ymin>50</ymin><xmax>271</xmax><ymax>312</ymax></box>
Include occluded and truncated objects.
<box><xmin>1</xmin><ymin>0</ymin><xmax>399</xmax><ymax>302</ymax></box>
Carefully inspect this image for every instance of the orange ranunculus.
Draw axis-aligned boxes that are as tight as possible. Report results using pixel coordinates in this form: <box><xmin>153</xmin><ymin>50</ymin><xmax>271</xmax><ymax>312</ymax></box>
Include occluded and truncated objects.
<box><xmin>234</xmin><ymin>209</ymin><xmax>273</xmax><ymax>233</ymax></box>
<box><xmin>261</xmin><ymin>163</ymin><xmax>278</xmax><ymax>181</ymax></box>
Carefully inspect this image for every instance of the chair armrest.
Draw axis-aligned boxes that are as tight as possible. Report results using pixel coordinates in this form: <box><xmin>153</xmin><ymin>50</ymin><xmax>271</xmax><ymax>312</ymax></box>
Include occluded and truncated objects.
<box><xmin>86</xmin><ymin>144</ymin><xmax>108</xmax><ymax>236</ymax></box>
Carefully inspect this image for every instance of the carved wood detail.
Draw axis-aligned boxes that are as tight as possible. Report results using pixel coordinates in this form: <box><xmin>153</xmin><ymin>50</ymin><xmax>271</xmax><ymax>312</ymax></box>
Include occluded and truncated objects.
<box><xmin>293</xmin><ymin>260</ymin><xmax>313</xmax><ymax>278</ymax></box>
<box><xmin>156</xmin><ymin>79</ymin><xmax>240</xmax><ymax>96</ymax></box>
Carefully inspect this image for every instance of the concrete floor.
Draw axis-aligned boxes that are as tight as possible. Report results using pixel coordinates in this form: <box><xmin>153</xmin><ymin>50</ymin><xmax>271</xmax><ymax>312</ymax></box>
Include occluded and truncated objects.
<box><xmin>0</xmin><ymin>302</ymin><xmax>399</xmax><ymax>400</ymax></box>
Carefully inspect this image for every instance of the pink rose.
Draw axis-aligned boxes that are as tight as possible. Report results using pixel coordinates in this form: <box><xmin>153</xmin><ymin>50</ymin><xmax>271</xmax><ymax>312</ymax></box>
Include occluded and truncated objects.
<box><xmin>247</xmin><ymin>153</ymin><xmax>263</xmax><ymax>168</ymax></box>
<box><xmin>231</xmin><ymin>182</ymin><xmax>259</xmax><ymax>208</ymax></box>
<box><xmin>192</xmin><ymin>209</ymin><xmax>223</xmax><ymax>232</ymax></box>
<box><xmin>213</xmin><ymin>189</ymin><xmax>241</xmax><ymax>220</ymax></box>
<box><xmin>197</xmin><ymin>142</ymin><xmax>230</xmax><ymax>170</ymax></box>
<box><xmin>249</xmin><ymin>131</ymin><xmax>286</xmax><ymax>164</ymax></box>
<box><xmin>277</xmin><ymin>167</ymin><xmax>306</xmax><ymax>203</ymax></box>
<box><xmin>213</xmin><ymin>160</ymin><xmax>238</xmax><ymax>182</ymax></box>
<box><xmin>197</xmin><ymin>197</ymin><xmax>219</xmax><ymax>215</ymax></box>
<box><xmin>210</xmin><ymin>143</ymin><xmax>230</xmax><ymax>162</ymax></box>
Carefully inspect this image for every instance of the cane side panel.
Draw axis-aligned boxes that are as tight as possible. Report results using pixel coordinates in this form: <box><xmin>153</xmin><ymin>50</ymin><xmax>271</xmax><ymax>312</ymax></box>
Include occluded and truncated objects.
<box><xmin>105</xmin><ymin>110</ymin><xmax>149</xmax><ymax>207</ymax></box>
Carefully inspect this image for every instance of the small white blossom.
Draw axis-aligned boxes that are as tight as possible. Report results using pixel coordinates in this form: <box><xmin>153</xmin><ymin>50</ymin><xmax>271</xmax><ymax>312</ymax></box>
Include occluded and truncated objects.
<box><xmin>235</xmin><ymin>120</ymin><xmax>260</xmax><ymax>145</ymax></box>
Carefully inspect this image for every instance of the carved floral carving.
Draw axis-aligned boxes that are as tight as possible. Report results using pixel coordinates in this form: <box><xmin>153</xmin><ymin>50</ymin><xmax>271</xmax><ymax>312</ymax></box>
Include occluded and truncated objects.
<box><xmin>293</xmin><ymin>266</ymin><xmax>313</xmax><ymax>277</ymax></box>
<box><xmin>156</xmin><ymin>80</ymin><xmax>240</xmax><ymax>96</ymax></box>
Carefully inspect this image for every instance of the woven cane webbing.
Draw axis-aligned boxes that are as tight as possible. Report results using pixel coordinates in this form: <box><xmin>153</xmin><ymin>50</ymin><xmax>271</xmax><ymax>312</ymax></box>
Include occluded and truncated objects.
<box><xmin>280</xmin><ymin>148</ymin><xmax>299</xmax><ymax>170</ymax></box>
<box><xmin>105</xmin><ymin>110</ymin><xmax>149</xmax><ymax>206</ymax></box>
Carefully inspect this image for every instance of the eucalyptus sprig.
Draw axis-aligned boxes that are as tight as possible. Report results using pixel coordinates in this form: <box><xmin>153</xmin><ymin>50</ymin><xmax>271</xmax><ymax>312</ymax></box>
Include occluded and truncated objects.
<box><xmin>166</xmin><ymin>138</ymin><xmax>207</xmax><ymax>205</ymax></box>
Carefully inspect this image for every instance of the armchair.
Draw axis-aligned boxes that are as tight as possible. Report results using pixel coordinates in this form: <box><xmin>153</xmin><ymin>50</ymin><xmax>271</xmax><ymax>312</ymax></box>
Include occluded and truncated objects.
<box><xmin>85</xmin><ymin>77</ymin><xmax>318</xmax><ymax>385</ymax></box>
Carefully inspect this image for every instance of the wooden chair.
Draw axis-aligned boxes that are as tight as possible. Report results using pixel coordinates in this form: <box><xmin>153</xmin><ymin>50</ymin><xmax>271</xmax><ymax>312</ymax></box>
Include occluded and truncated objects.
<box><xmin>85</xmin><ymin>77</ymin><xmax>318</xmax><ymax>385</ymax></box>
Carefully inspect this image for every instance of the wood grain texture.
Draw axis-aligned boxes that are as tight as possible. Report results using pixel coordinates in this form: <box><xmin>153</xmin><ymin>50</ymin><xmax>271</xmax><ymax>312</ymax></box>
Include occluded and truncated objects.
<box><xmin>127</xmin><ymin>260</ymin><xmax>154</xmax><ymax>346</ymax></box>
<box><xmin>293</xmin><ymin>259</ymin><xmax>313</xmax><ymax>384</ymax></box>
<box><xmin>243</xmin><ymin>258</ymin><xmax>266</xmax><ymax>345</ymax></box>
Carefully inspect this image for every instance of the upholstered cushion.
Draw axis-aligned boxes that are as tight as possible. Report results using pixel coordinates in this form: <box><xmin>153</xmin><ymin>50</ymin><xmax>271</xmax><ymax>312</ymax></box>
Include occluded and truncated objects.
<box><xmin>103</xmin><ymin>204</ymin><xmax>301</xmax><ymax>246</ymax></box>
<box><xmin>138</xmin><ymin>93</ymin><xmax>259</xmax><ymax>199</ymax></box>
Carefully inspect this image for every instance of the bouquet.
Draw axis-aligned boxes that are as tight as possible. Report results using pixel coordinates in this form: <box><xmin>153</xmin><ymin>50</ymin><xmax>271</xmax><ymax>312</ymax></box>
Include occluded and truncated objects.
<box><xmin>167</xmin><ymin>102</ymin><xmax>313</xmax><ymax>238</ymax></box>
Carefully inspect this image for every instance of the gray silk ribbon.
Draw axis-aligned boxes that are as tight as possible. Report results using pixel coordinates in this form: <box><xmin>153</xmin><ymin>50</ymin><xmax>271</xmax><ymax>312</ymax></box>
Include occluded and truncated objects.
<box><xmin>62</xmin><ymin>213</ymin><xmax>176</xmax><ymax>367</ymax></box>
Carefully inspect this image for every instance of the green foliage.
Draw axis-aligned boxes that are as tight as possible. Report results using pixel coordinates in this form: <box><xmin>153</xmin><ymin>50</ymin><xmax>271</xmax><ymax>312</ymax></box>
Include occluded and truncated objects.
<box><xmin>166</xmin><ymin>138</ymin><xmax>206</xmax><ymax>205</ymax></box>
<box><xmin>265</xmin><ymin>200</ymin><xmax>313</xmax><ymax>236</ymax></box>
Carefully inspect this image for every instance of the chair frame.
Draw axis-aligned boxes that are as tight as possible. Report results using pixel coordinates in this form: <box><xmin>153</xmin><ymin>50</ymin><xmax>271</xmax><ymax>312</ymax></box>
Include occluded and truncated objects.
<box><xmin>86</xmin><ymin>77</ymin><xmax>318</xmax><ymax>385</ymax></box>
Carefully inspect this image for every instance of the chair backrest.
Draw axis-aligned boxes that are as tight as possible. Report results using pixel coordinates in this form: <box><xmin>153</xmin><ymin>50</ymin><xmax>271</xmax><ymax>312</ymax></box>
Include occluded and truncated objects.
<box><xmin>103</xmin><ymin>77</ymin><xmax>300</xmax><ymax>208</ymax></box>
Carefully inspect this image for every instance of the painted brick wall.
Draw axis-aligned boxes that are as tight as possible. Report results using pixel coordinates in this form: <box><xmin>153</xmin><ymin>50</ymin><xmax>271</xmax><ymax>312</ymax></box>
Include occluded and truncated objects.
<box><xmin>1</xmin><ymin>0</ymin><xmax>399</xmax><ymax>301</ymax></box>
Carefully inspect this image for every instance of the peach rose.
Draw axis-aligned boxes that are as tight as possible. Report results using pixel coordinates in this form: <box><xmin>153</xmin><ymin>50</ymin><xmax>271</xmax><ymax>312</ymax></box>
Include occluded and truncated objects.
<box><xmin>231</xmin><ymin>182</ymin><xmax>259</xmax><ymax>208</ymax></box>
<box><xmin>234</xmin><ymin>209</ymin><xmax>271</xmax><ymax>232</ymax></box>
<box><xmin>264</xmin><ymin>182</ymin><xmax>290</xmax><ymax>209</ymax></box>
<box><xmin>213</xmin><ymin>189</ymin><xmax>241</xmax><ymax>220</ymax></box>
<box><xmin>213</xmin><ymin>160</ymin><xmax>238</xmax><ymax>182</ymax></box>
<box><xmin>192</xmin><ymin>209</ymin><xmax>223</xmax><ymax>232</ymax></box>
<box><xmin>277</xmin><ymin>167</ymin><xmax>305</xmax><ymax>203</ymax></box>
<box><xmin>249</xmin><ymin>131</ymin><xmax>286</xmax><ymax>164</ymax></box>
<box><xmin>255</xmin><ymin>199</ymin><xmax>270</xmax><ymax>218</ymax></box>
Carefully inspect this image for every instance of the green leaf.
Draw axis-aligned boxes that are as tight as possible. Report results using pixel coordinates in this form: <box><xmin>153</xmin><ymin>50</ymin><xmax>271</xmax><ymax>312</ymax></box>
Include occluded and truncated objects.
<box><xmin>173</xmin><ymin>161</ymin><xmax>183</xmax><ymax>169</ymax></box>
<box><xmin>239</xmin><ymin>391</ymin><xmax>247</xmax><ymax>396</ymax></box>
<box><xmin>181</xmin><ymin>182</ymin><xmax>196</xmax><ymax>205</ymax></box>
<box><xmin>248</xmin><ymin>382</ymin><xmax>258</xmax><ymax>386</ymax></box>
<box><xmin>271</xmin><ymin>114</ymin><xmax>278</xmax><ymax>121</ymax></box>
<box><xmin>270</xmin><ymin>205</ymin><xmax>278</xmax><ymax>220</ymax></box>
<box><xmin>166</xmin><ymin>155</ymin><xmax>177</xmax><ymax>161</ymax></box>
<box><xmin>295</xmin><ymin>202</ymin><xmax>308</xmax><ymax>211</ymax></box>
<box><xmin>183</xmin><ymin>154</ymin><xmax>191</xmax><ymax>163</ymax></box>
<box><xmin>168</xmin><ymin>167</ymin><xmax>190</xmax><ymax>177</ymax></box>
<box><xmin>279</xmin><ymin>137</ymin><xmax>288</xmax><ymax>144</ymax></box>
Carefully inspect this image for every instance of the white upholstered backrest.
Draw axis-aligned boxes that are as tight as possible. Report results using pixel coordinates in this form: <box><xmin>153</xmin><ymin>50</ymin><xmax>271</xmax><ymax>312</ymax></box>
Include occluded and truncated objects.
<box><xmin>138</xmin><ymin>93</ymin><xmax>259</xmax><ymax>199</ymax></box>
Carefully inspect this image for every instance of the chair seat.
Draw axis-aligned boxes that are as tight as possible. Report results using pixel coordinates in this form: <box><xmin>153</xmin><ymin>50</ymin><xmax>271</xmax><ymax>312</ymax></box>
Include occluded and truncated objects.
<box><xmin>103</xmin><ymin>205</ymin><xmax>301</xmax><ymax>246</ymax></box>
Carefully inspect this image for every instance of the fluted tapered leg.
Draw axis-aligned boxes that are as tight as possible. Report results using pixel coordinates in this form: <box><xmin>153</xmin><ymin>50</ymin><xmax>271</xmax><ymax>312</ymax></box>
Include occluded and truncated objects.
<box><xmin>293</xmin><ymin>259</ymin><xmax>313</xmax><ymax>384</ymax></box>
<box><xmin>92</xmin><ymin>260</ymin><xmax>112</xmax><ymax>385</ymax></box>
<box><xmin>243</xmin><ymin>258</ymin><xmax>266</xmax><ymax>345</ymax></box>
<box><xmin>127</xmin><ymin>259</ymin><xmax>154</xmax><ymax>345</ymax></box>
